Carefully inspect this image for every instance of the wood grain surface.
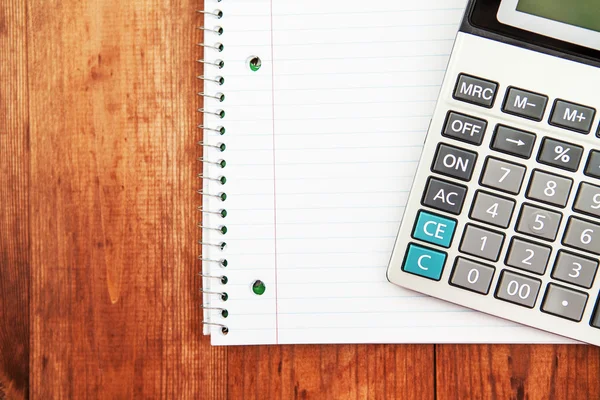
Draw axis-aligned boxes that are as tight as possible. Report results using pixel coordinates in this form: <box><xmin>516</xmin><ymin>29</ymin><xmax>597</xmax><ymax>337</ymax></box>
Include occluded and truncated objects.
<box><xmin>0</xmin><ymin>0</ymin><xmax>599</xmax><ymax>399</ymax></box>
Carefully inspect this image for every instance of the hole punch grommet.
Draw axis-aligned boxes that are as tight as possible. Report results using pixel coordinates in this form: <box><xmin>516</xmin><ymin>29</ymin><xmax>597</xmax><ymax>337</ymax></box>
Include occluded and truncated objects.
<box><xmin>197</xmin><ymin>9</ymin><xmax>223</xmax><ymax>19</ymax></box>
<box><xmin>247</xmin><ymin>56</ymin><xmax>262</xmax><ymax>72</ymax></box>
<box><xmin>252</xmin><ymin>280</ymin><xmax>266</xmax><ymax>295</ymax></box>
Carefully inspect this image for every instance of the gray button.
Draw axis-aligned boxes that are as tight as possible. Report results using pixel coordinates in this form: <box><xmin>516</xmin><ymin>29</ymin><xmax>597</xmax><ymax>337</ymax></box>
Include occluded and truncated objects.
<box><xmin>442</xmin><ymin>112</ymin><xmax>487</xmax><ymax>145</ymax></box>
<box><xmin>516</xmin><ymin>204</ymin><xmax>562</xmax><ymax>241</ymax></box>
<box><xmin>585</xmin><ymin>150</ymin><xmax>600</xmax><ymax>179</ymax></box>
<box><xmin>453</xmin><ymin>74</ymin><xmax>498</xmax><ymax>108</ymax></box>
<box><xmin>432</xmin><ymin>144</ymin><xmax>477</xmax><ymax>181</ymax></box>
<box><xmin>480</xmin><ymin>157</ymin><xmax>526</xmax><ymax>194</ymax></box>
<box><xmin>563</xmin><ymin>217</ymin><xmax>600</xmax><ymax>255</ymax></box>
<box><xmin>496</xmin><ymin>270</ymin><xmax>541</xmax><ymax>308</ymax></box>
<box><xmin>502</xmin><ymin>87</ymin><xmax>548</xmax><ymax>121</ymax></box>
<box><xmin>491</xmin><ymin>125</ymin><xmax>536</xmax><ymax>159</ymax></box>
<box><xmin>459</xmin><ymin>224</ymin><xmax>504</xmax><ymax>262</ymax></box>
<box><xmin>550</xmin><ymin>100</ymin><xmax>596</xmax><ymax>134</ymax></box>
<box><xmin>541</xmin><ymin>284</ymin><xmax>588</xmax><ymax>322</ymax></box>
<box><xmin>470</xmin><ymin>191</ymin><xmax>515</xmax><ymax>228</ymax></box>
<box><xmin>506</xmin><ymin>237</ymin><xmax>551</xmax><ymax>275</ymax></box>
<box><xmin>538</xmin><ymin>138</ymin><xmax>583</xmax><ymax>172</ymax></box>
<box><xmin>574</xmin><ymin>182</ymin><xmax>600</xmax><ymax>219</ymax></box>
<box><xmin>526</xmin><ymin>170</ymin><xmax>573</xmax><ymax>208</ymax></box>
<box><xmin>450</xmin><ymin>257</ymin><xmax>495</xmax><ymax>294</ymax></box>
<box><xmin>552</xmin><ymin>251</ymin><xmax>598</xmax><ymax>289</ymax></box>
<box><xmin>592</xmin><ymin>300</ymin><xmax>600</xmax><ymax>328</ymax></box>
<box><xmin>422</xmin><ymin>177</ymin><xmax>467</xmax><ymax>215</ymax></box>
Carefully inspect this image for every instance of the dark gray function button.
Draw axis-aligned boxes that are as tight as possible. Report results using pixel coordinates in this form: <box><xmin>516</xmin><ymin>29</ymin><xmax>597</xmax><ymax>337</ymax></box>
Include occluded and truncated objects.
<box><xmin>505</xmin><ymin>237</ymin><xmax>551</xmax><ymax>275</ymax></box>
<box><xmin>442</xmin><ymin>112</ymin><xmax>487</xmax><ymax>145</ymax></box>
<box><xmin>552</xmin><ymin>250</ymin><xmax>598</xmax><ymax>289</ymax></box>
<box><xmin>516</xmin><ymin>204</ymin><xmax>562</xmax><ymax>241</ymax></box>
<box><xmin>563</xmin><ymin>217</ymin><xmax>600</xmax><ymax>255</ymax></box>
<box><xmin>480</xmin><ymin>157</ymin><xmax>526</xmax><ymax>194</ymax></box>
<box><xmin>495</xmin><ymin>270</ymin><xmax>541</xmax><ymax>308</ymax></box>
<box><xmin>550</xmin><ymin>100</ymin><xmax>596</xmax><ymax>134</ymax></box>
<box><xmin>470</xmin><ymin>191</ymin><xmax>515</xmax><ymax>228</ymax></box>
<box><xmin>526</xmin><ymin>170</ymin><xmax>573</xmax><ymax>208</ymax></box>
<box><xmin>450</xmin><ymin>257</ymin><xmax>495</xmax><ymax>295</ymax></box>
<box><xmin>573</xmin><ymin>182</ymin><xmax>600</xmax><ymax>219</ymax></box>
<box><xmin>541</xmin><ymin>284</ymin><xmax>588</xmax><ymax>322</ymax></box>
<box><xmin>585</xmin><ymin>150</ymin><xmax>600</xmax><ymax>179</ymax></box>
<box><xmin>537</xmin><ymin>137</ymin><xmax>583</xmax><ymax>172</ymax></box>
<box><xmin>432</xmin><ymin>144</ymin><xmax>477</xmax><ymax>181</ymax></box>
<box><xmin>453</xmin><ymin>74</ymin><xmax>498</xmax><ymax>108</ymax></box>
<box><xmin>422</xmin><ymin>177</ymin><xmax>467</xmax><ymax>215</ymax></box>
<box><xmin>502</xmin><ymin>87</ymin><xmax>548</xmax><ymax>121</ymax></box>
<box><xmin>491</xmin><ymin>125</ymin><xmax>536</xmax><ymax>159</ymax></box>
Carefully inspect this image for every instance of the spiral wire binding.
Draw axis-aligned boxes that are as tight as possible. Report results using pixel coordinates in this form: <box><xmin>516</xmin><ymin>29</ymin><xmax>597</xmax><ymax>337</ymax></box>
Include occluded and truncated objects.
<box><xmin>198</xmin><ymin>1</ymin><xmax>229</xmax><ymax>336</ymax></box>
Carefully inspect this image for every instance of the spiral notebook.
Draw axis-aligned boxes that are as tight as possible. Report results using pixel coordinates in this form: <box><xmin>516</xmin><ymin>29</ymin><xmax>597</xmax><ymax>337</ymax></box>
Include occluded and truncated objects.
<box><xmin>199</xmin><ymin>0</ymin><xmax>568</xmax><ymax>345</ymax></box>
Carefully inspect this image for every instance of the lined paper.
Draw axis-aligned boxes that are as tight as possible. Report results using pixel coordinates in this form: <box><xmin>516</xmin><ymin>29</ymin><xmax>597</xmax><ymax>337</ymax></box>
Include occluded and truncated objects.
<box><xmin>202</xmin><ymin>0</ymin><xmax>566</xmax><ymax>344</ymax></box>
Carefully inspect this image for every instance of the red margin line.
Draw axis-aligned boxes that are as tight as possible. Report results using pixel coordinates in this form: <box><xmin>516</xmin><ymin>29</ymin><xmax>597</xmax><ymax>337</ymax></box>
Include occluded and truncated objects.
<box><xmin>269</xmin><ymin>0</ymin><xmax>280</xmax><ymax>345</ymax></box>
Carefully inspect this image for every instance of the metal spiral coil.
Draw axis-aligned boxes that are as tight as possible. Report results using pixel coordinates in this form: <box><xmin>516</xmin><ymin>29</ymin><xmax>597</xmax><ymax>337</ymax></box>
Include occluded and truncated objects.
<box><xmin>198</xmin><ymin>1</ymin><xmax>228</xmax><ymax>336</ymax></box>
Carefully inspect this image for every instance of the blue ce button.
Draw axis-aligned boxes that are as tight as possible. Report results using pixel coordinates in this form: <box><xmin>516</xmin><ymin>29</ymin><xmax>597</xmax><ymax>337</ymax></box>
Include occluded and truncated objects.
<box><xmin>412</xmin><ymin>211</ymin><xmax>456</xmax><ymax>248</ymax></box>
<box><xmin>402</xmin><ymin>244</ymin><xmax>447</xmax><ymax>281</ymax></box>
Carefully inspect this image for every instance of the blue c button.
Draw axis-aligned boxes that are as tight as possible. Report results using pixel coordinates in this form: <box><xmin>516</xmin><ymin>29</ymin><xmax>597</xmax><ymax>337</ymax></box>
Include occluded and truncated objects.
<box><xmin>412</xmin><ymin>211</ymin><xmax>456</xmax><ymax>248</ymax></box>
<box><xmin>402</xmin><ymin>244</ymin><xmax>446</xmax><ymax>281</ymax></box>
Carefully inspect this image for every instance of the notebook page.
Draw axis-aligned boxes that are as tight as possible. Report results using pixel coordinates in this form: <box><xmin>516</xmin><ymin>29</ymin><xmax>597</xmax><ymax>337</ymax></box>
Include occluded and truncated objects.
<box><xmin>204</xmin><ymin>0</ymin><xmax>568</xmax><ymax>344</ymax></box>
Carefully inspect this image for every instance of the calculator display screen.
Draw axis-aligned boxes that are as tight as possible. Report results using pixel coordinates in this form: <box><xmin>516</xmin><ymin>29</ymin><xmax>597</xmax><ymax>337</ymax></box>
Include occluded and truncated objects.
<box><xmin>517</xmin><ymin>0</ymin><xmax>600</xmax><ymax>33</ymax></box>
<box><xmin>497</xmin><ymin>0</ymin><xmax>600</xmax><ymax>51</ymax></box>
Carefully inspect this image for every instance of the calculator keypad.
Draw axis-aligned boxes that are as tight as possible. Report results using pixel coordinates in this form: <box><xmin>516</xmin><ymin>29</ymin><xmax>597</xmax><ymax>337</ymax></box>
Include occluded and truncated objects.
<box><xmin>490</xmin><ymin>125</ymin><xmax>536</xmax><ymax>159</ymax></box>
<box><xmin>541</xmin><ymin>284</ymin><xmax>588</xmax><ymax>321</ymax></box>
<box><xmin>469</xmin><ymin>191</ymin><xmax>515</xmax><ymax>228</ymax></box>
<box><xmin>516</xmin><ymin>204</ymin><xmax>562</xmax><ymax>241</ymax></box>
<box><xmin>432</xmin><ymin>144</ymin><xmax>477</xmax><ymax>181</ymax></box>
<box><xmin>480</xmin><ymin>157</ymin><xmax>526</xmax><ymax>194</ymax></box>
<box><xmin>551</xmin><ymin>251</ymin><xmax>598</xmax><ymax>289</ymax></box>
<box><xmin>459</xmin><ymin>224</ymin><xmax>504</xmax><ymax>262</ymax></box>
<box><xmin>549</xmin><ymin>100</ymin><xmax>596</xmax><ymax>134</ymax></box>
<box><xmin>537</xmin><ymin>137</ymin><xmax>583</xmax><ymax>171</ymax></box>
<box><xmin>505</xmin><ymin>237</ymin><xmax>551</xmax><ymax>275</ymax></box>
<box><xmin>443</xmin><ymin>112</ymin><xmax>487</xmax><ymax>145</ymax></box>
<box><xmin>502</xmin><ymin>87</ymin><xmax>548</xmax><ymax>121</ymax></box>
<box><xmin>392</xmin><ymin>69</ymin><xmax>600</xmax><ymax>346</ymax></box>
<box><xmin>526</xmin><ymin>170</ymin><xmax>573</xmax><ymax>207</ymax></box>
<box><xmin>496</xmin><ymin>270</ymin><xmax>541</xmax><ymax>308</ymax></box>
<box><xmin>563</xmin><ymin>217</ymin><xmax>600</xmax><ymax>255</ymax></box>
<box><xmin>450</xmin><ymin>258</ymin><xmax>495</xmax><ymax>294</ymax></box>
<box><xmin>422</xmin><ymin>178</ymin><xmax>467</xmax><ymax>215</ymax></box>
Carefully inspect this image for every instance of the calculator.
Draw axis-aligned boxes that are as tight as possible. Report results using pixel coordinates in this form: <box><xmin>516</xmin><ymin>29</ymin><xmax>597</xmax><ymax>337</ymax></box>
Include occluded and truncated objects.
<box><xmin>387</xmin><ymin>0</ymin><xmax>600</xmax><ymax>346</ymax></box>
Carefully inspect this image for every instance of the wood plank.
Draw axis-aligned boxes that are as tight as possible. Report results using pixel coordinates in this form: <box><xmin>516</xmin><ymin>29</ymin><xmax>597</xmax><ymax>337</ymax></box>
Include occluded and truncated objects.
<box><xmin>26</xmin><ymin>0</ymin><xmax>226</xmax><ymax>397</ymax></box>
<box><xmin>436</xmin><ymin>344</ymin><xmax>600</xmax><ymax>399</ymax></box>
<box><xmin>227</xmin><ymin>345</ymin><xmax>435</xmax><ymax>399</ymax></box>
<box><xmin>0</xmin><ymin>1</ymin><xmax>30</xmax><ymax>399</ymax></box>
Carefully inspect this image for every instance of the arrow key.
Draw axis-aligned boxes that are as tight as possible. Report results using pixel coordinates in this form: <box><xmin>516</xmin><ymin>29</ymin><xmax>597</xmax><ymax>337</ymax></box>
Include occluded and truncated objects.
<box><xmin>491</xmin><ymin>125</ymin><xmax>536</xmax><ymax>159</ymax></box>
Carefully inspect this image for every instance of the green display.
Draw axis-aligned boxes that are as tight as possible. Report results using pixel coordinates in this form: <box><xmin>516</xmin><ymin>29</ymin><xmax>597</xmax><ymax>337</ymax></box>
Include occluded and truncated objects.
<box><xmin>517</xmin><ymin>0</ymin><xmax>600</xmax><ymax>33</ymax></box>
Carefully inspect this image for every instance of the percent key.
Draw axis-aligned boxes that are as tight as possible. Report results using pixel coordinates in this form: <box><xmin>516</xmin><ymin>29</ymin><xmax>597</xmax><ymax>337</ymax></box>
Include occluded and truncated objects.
<box><xmin>538</xmin><ymin>137</ymin><xmax>583</xmax><ymax>172</ymax></box>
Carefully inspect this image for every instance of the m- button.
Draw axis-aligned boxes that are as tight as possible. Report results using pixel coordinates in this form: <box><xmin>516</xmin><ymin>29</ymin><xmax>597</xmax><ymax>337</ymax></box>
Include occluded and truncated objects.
<box><xmin>453</xmin><ymin>74</ymin><xmax>498</xmax><ymax>108</ymax></box>
<box><xmin>502</xmin><ymin>87</ymin><xmax>548</xmax><ymax>121</ymax></box>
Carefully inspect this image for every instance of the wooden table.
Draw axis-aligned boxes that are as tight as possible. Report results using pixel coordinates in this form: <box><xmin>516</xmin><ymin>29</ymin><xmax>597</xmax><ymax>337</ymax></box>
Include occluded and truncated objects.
<box><xmin>1</xmin><ymin>1</ymin><xmax>599</xmax><ymax>398</ymax></box>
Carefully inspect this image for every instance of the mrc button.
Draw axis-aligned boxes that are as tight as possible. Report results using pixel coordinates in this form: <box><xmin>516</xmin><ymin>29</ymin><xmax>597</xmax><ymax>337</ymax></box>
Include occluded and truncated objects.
<box><xmin>442</xmin><ymin>112</ymin><xmax>487</xmax><ymax>145</ymax></box>
<box><xmin>453</xmin><ymin>74</ymin><xmax>498</xmax><ymax>108</ymax></box>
